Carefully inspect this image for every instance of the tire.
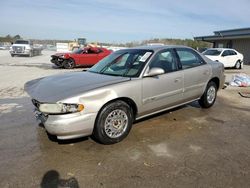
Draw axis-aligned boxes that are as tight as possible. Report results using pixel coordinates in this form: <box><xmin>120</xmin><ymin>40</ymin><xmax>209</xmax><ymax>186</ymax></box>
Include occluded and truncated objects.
<box><xmin>29</xmin><ymin>51</ymin><xmax>33</xmax><ymax>57</ymax></box>
<box><xmin>235</xmin><ymin>60</ymin><xmax>241</xmax><ymax>69</ymax></box>
<box><xmin>93</xmin><ymin>100</ymin><xmax>133</xmax><ymax>144</ymax></box>
<box><xmin>55</xmin><ymin>61</ymin><xmax>63</xmax><ymax>68</ymax></box>
<box><xmin>11</xmin><ymin>54</ymin><xmax>14</xmax><ymax>57</ymax></box>
<box><xmin>63</xmin><ymin>59</ymin><xmax>75</xmax><ymax>69</ymax></box>
<box><xmin>198</xmin><ymin>81</ymin><xmax>217</xmax><ymax>108</ymax></box>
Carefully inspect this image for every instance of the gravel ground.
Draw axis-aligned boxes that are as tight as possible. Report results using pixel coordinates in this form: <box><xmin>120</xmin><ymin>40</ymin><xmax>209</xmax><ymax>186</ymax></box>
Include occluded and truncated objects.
<box><xmin>0</xmin><ymin>50</ymin><xmax>250</xmax><ymax>188</ymax></box>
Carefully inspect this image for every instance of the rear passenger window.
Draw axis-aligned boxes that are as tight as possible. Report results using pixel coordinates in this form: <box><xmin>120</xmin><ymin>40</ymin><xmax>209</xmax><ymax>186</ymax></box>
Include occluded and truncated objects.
<box><xmin>176</xmin><ymin>49</ymin><xmax>203</xmax><ymax>69</ymax></box>
<box><xmin>229</xmin><ymin>50</ymin><xmax>237</xmax><ymax>55</ymax></box>
<box><xmin>222</xmin><ymin>50</ymin><xmax>230</xmax><ymax>56</ymax></box>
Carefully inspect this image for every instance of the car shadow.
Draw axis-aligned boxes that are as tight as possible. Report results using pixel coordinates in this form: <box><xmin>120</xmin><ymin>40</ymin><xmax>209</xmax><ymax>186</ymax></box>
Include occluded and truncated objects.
<box><xmin>45</xmin><ymin>130</ymin><xmax>89</xmax><ymax>145</ymax></box>
<box><xmin>224</xmin><ymin>67</ymin><xmax>243</xmax><ymax>73</ymax></box>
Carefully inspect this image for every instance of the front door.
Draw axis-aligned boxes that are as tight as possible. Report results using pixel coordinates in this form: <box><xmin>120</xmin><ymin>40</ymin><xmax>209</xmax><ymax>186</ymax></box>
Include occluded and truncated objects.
<box><xmin>79</xmin><ymin>48</ymin><xmax>100</xmax><ymax>66</ymax></box>
<box><xmin>142</xmin><ymin>49</ymin><xmax>183</xmax><ymax>115</ymax></box>
<box><xmin>220</xmin><ymin>50</ymin><xmax>231</xmax><ymax>67</ymax></box>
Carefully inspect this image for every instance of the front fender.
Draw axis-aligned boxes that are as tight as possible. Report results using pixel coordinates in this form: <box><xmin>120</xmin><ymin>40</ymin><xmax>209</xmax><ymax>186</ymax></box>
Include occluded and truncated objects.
<box><xmin>60</xmin><ymin>79</ymin><xmax>142</xmax><ymax>116</ymax></box>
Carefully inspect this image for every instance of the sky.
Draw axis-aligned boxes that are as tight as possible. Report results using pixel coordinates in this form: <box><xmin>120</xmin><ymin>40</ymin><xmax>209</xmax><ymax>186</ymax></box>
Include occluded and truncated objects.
<box><xmin>0</xmin><ymin>0</ymin><xmax>250</xmax><ymax>43</ymax></box>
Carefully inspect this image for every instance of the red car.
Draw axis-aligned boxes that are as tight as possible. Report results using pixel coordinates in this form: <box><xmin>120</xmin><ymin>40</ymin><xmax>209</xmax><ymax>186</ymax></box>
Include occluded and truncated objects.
<box><xmin>51</xmin><ymin>47</ymin><xmax>112</xmax><ymax>69</ymax></box>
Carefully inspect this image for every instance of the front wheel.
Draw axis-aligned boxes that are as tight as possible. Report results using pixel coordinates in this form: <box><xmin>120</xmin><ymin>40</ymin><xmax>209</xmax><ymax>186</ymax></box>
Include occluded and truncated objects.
<box><xmin>235</xmin><ymin>60</ymin><xmax>241</xmax><ymax>69</ymax></box>
<box><xmin>63</xmin><ymin>59</ymin><xmax>75</xmax><ymax>69</ymax></box>
<box><xmin>29</xmin><ymin>51</ymin><xmax>33</xmax><ymax>57</ymax></box>
<box><xmin>93</xmin><ymin>100</ymin><xmax>133</xmax><ymax>144</ymax></box>
<box><xmin>199</xmin><ymin>81</ymin><xmax>217</xmax><ymax>108</ymax></box>
<box><xmin>54</xmin><ymin>61</ymin><xmax>63</xmax><ymax>68</ymax></box>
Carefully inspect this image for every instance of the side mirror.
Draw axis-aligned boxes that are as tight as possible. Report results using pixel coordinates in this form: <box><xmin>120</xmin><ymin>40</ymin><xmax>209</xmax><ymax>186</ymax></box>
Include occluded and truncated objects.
<box><xmin>144</xmin><ymin>67</ymin><xmax>165</xmax><ymax>77</ymax></box>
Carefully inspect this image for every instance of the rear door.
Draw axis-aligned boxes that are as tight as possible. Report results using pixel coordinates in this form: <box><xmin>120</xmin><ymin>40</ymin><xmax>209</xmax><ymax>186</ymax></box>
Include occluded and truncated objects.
<box><xmin>175</xmin><ymin>48</ymin><xmax>211</xmax><ymax>101</ymax></box>
<box><xmin>141</xmin><ymin>49</ymin><xmax>184</xmax><ymax>115</ymax></box>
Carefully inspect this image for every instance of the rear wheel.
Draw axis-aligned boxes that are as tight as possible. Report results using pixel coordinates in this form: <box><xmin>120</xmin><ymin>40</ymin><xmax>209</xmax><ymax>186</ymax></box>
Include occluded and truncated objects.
<box><xmin>93</xmin><ymin>100</ymin><xmax>133</xmax><ymax>144</ymax></box>
<box><xmin>63</xmin><ymin>59</ymin><xmax>75</xmax><ymax>69</ymax></box>
<box><xmin>199</xmin><ymin>81</ymin><xmax>217</xmax><ymax>108</ymax></box>
<box><xmin>235</xmin><ymin>60</ymin><xmax>241</xmax><ymax>69</ymax></box>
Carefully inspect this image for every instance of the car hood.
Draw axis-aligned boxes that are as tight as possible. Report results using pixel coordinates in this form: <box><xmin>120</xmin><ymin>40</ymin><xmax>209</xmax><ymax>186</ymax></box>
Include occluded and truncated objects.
<box><xmin>52</xmin><ymin>53</ymin><xmax>70</xmax><ymax>57</ymax></box>
<box><xmin>24</xmin><ymin>71</ymin><xmax>130</xmax><ymax>102</ymax></box>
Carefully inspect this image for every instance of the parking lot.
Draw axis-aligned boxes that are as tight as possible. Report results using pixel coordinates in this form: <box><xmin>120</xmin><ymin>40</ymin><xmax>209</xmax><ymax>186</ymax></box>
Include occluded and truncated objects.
<box><xmin>0</xmin><ymin>50</ymin><xmax>250</xmax><ymax>187</ymax></box>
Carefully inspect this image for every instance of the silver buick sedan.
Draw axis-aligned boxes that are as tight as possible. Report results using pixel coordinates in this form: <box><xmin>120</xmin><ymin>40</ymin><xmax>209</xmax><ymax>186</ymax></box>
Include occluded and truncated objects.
<box><xmin>25</xmin><ymin>45</ymin><xmax>225</xmax><ymax>144</ymax></box>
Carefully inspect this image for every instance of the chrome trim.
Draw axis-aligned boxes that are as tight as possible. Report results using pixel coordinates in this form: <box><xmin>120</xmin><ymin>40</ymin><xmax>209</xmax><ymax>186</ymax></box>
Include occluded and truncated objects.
<box><xmin>136</xmin><ymin>98</ymin><xmax>200</xmax><ymax>120</ymax></box>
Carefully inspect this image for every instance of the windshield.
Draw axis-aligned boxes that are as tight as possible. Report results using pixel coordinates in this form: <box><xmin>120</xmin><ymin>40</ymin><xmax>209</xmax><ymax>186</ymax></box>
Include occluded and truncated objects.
<box><xmin>88</xmin><ymin>49</ymin><xmax>153</xmax><ymax>77</ymax></box>
<box><xmin>72</xmin><ymin>48</ymin><xmax>85</xmax><ymax>54</ymax></box>
<box><xmin>203</xmin><ymin>49</ymin><xmax>222</xmax><ymax>56</ymax></box>
<box><xmin>14</xmin><ymin>40</ymin><xmax>29</xmax><ymax>44</ymax></box>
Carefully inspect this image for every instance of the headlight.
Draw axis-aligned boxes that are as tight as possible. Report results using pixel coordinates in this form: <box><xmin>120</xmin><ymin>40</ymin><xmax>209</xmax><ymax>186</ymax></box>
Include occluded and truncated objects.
<box><xmin>39</xmin><ymin>103</ymin><xmax>84</xmax><ymax>114</ymax></box>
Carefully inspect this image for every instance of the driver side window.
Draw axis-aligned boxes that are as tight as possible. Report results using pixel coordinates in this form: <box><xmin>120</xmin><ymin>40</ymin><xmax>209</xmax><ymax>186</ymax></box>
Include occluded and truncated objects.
<box><xmin>149</xmin><ymin>50</ymin><xmax>177</xmax><ymax>73</ymax></box>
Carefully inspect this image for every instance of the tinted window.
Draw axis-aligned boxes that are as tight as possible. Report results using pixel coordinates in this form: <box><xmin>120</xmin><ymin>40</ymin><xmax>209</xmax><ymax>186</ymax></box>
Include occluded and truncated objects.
<box><xmin>229</xmin><ymin>50</ymin><xmax>237</xmax><ymax>55</ymax></box>
<box><xmin>203</xmin><ymin>49</ymin><xmax>222</xmax><ymax>56</ymax></box>
<box><xmin>222</xmin><ymin>50</ymin><xmax>230</xmax><ymax>56</ymax></box>
<box><xmin>176</xmin><ymin>49</ymin><xmax>203</xmax><ymax>69</ymax></box>
<box><xmin>88</xmin><ymin>48</ymin><xmax>98</xmax><ymax>54</ymax></box>
<box><xmin>14</xmin><ymin>40</ymin><xmax>29</xmax><ymax>44</ymax></box>
<box><xmin>149</xmin><ymin>50</ymin><xmax>177</xmax><ymax>73</ymax></box>
<box><xmin>97</xmin><ymin>48</ymin><xmax>103</xmax><ymax>53</ymax></box>
<box><xmin>73</xmin><ymin>49</ymin><xmax>84</xmax><ymax>54</ymax></box>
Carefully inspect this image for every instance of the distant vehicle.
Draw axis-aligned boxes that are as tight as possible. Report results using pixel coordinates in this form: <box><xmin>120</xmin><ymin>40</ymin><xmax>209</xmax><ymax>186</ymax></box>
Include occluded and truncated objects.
<box><xmin>51</xmin><ymin>47</ymin><xmax>112</xmax><ymax>69</ymax></box>
<box><xmin>9</xmin><ymin>39</ymin><xmax>42</xmax><ymax>57</ymax></box>
<box><xmin>197</xmin><ymin>47</ymin><xmax>208</xmax><ymax>53</ymax></box>
<box><xmin>0</xmin><ymin>44</ymin><xmax>8</xmax><ymax>50</ymax></box>
<box><xmin>25</xmin><ymin>45</ymin><xmax>225</xmax><ymax>144</ymax></box>
<box><xmin>203</xmin><ymin>48</ymin><xmax>243</xmax><ymax>69</ymax></box>
<box><xmin>46</xmin><ymin>45</ymin><xmax>56</xmax><ymax>51</ymax></box>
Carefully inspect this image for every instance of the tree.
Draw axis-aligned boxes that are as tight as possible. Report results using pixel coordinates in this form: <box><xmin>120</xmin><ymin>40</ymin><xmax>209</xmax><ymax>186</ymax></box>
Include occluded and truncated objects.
<box><xmin>14</xmin><ymin>35</ymin><xmax>21</xmax><ymax>40</ymax></box>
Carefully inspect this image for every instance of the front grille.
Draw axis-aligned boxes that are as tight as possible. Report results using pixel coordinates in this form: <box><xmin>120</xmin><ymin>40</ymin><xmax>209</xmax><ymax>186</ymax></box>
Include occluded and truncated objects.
<box><xmin>32</xmin><ymin>99</ymin><xmax>41</xmax><ymax>108</ymax></box>
<box><xmin>13</xmin><ymin>46</ymin><xmax>24</xmax><ymax>53</ymax></box>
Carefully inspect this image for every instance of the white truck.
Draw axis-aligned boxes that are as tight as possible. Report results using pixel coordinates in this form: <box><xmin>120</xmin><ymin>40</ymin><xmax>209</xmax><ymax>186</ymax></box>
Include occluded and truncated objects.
<box><xmin>10</xmin><ymin>39</ymin><xmax>42</xmax><ymax>57</ymax></box>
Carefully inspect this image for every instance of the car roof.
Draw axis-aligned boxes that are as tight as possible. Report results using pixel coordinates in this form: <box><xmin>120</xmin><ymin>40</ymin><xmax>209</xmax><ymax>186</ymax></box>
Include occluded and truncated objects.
<box><xmin>207</xmin><ymin>48</ymin><xmax>235</xmax><ymax>51</ymax></box>
<box><xmin>130</xmin><ymin>45</ymin><xmax>192</xmax><ymax>51</ymax></box>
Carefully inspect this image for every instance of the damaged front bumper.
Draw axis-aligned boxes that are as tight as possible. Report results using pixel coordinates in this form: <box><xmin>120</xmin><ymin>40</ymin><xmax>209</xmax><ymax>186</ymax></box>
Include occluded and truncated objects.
<box><xmin>50</xmin><ymin>56</ymin><xmax>65</xmax><ymax>66</ymax></box>
<box><xmin>34</xmin><ymin>109</ymin><xmax>97</xmax><ymax>140</ymax></box>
